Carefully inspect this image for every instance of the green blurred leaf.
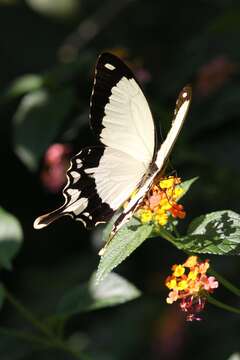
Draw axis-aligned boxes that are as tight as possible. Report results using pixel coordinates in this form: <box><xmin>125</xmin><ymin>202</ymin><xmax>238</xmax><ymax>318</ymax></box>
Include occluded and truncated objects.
<box><xmin>96</xmin><ymin>217</ymin><xmax>153</xmax><ymax>283</ymax></box>
<box><xmin>13</xmin><ymin>88</ymin><xmax>75</xmax><ymax>171</ymax></box>
<box><xmin>227</xmin><ymin>353</ymin><xmax>240</xmax><ymax>360</ymax></box>
<box><xmin>0</xmin><ymin>0</ymin><xmax>17</xmax><ymax>5</ymax></box>
<box><xmin>0</xmin><ymin>284</ymin><xmax>5</xmax><ymax>310</ymax></box>
<box><xmin>66</xmin><ymin>332</ymin><xmax>89</xmax><ymax>355</ymax></box>
<box><xmin>26</xmin><ymin>0</ymin><xmax>81</xmax><ymax>20</ymax></box>
<box><xmin>176</xmin><ymin>177</ymin><xmax>198</xmax><ymax>200</ymax></box>
<box><xmin>56</xmin><ymin>272</ymin><xmax>141</xmax><ymax>317</ymax></box>
<box><xmin>0</xmin><ymin>328</ymin><xmax>34</xmax><ymax>360</ymax></box>
<box><xmin>3</xmin><ymin>74</ymin><xmax>44</xmax><ymax>99</ymax></box>
<box><xmin>0</xmin><ymin>207</ymin><xmax>23</xmax><ymax>270</ymax></box>
<box><xmin>174</xmin><ymin>210</ymin><xmax>240</xmax><ymax>255</ymax></box>
<box><xmin>209</xmin><ymin>9</ymin><xmax>240</xmax><ymax>33</ymax></box>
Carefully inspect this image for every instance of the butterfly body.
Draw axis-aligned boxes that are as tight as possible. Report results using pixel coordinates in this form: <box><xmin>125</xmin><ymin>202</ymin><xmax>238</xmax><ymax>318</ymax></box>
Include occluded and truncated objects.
<box><xmin>34</xmin><ymin>53</ymin><xmax>191</xmax><ymax>244</ymax></box>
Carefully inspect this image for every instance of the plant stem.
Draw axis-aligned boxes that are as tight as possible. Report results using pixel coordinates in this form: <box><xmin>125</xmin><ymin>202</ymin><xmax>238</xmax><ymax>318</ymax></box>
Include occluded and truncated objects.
<box><xmin>207</xmin><ymin>295</ymin><xmax>240</xmax><ymax>315</ymax></box>
<box><xmin>0</xmin><ymin>327</ymin><xmax>57</xmax><ymax>348</ymax></box>
<box><xmin>0</xmin><ymin>327</ymin><xmax>84</xmax><ymax>359</ymax></box>
<box><xmin>158</xmin><ymin>227</ymin><xmax>177</xmax><ymax>245</ymax></box>
<box><xmin>3</xmin><ymin>287</ymin><xmax>84</xmax><ymax>359</ymax></box>
<box><xmin>4</xmin><ymin>287</ymin><xmax>54</xmax><ymax>338</ymax></box>
<box><xmin>209</xmin><ymin>268</ymin><xmax>240</xmax><ymax>297</ymax></box>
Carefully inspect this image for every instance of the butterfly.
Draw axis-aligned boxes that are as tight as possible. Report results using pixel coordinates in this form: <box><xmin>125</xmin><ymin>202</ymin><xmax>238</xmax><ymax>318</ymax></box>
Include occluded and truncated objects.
<box><xmin>34</xmin><ymin>52</ymin><xmax>191</xmax><ymax>246</ymax></box>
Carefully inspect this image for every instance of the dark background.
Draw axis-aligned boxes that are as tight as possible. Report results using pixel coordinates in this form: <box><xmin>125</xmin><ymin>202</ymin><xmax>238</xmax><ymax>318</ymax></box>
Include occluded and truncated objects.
<box><xmin>0</xmin><ymin>0</ymin><xmax>240</xmax><ymax>359</ymax></box>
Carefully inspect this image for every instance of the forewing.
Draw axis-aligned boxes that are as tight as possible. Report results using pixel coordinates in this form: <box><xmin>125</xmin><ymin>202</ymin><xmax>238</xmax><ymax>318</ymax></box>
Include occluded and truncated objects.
<box><xmin>107</xmin><ymin>85</ymin><xmax>192</xmax><ymax>241</ymax></box>
<box><xmin>155</xmin><ymin>85</ymin><xmax>192</xmax><ymax>169</ymax></box>
<box><xmin>34</xmin><ymin>146</ymin><xmax>147</xmax><ymax>229</ymax></box>
<box><xmin>90</xmin><ymin>52</ymin><xmax>156</xmax><ymax>167</ymax></box>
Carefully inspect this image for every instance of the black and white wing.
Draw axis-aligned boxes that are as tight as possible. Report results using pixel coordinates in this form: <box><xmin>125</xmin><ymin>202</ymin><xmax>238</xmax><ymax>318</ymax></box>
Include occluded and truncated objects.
<box><xmin>90</xmin><ymin>52</ymin><xmax>156</xmax><ymax>167</ymax></box>
<box><xmin>34</xmin><ymin>53</ymin><xmax>156</xmax><ymax>229</ymax></box>
<box><xmin>109</xmin><ymin>85</ymin><xmax>192</xmax><ymax>241</ymax></box>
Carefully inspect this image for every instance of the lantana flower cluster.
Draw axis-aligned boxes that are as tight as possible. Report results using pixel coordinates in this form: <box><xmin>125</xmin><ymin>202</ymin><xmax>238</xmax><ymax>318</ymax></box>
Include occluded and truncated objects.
<box><xmin>165</xmin><ymin>256</ymin><xmax>219</xmax><ymax>321</ymax></box>
<box><xmin>137</xmin><ymin>176</ymin><xmax>186</xmax><ymax>226</ymax></box>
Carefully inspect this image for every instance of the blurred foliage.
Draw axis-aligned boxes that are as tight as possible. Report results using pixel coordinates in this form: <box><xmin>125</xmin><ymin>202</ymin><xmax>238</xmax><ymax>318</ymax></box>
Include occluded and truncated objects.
<box><xmin>56</xmin><ymin>272</ymin><xmax>141</xmax><ymax>317</ymax></box>
<box><xmin>26</xmin><ymin>0</ymin><xmax>81</xmax><ymax>21</ymax></box>
<box><xmin>13</xmin><ymin>87</ymin><xmax>75</xmax><ymax>170</ymax></box>
<box><xmin>0</xmin><ymin>207</ymin><xmax>23</xmax><ymax>270</ymax></box>
<box><xmin>0</xmin><ymin>0</ymin><xmax>240</xmax><ymax>359</ymax></box>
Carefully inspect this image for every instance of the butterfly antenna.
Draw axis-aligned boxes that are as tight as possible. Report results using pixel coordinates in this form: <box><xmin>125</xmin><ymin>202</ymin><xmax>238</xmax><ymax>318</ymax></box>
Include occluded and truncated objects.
<box><xmin>167</xmin><ymin>157</ymin><xmax>177</xmax><ymax>175</ymax></box>
<box><xmin>158</xmin><ymin>114</ymin><xmax>164</xmax><ymax>143</ymax></box>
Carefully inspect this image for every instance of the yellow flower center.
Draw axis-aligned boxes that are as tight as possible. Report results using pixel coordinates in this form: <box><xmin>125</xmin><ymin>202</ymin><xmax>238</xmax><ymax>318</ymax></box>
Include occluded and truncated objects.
<box><xmin>139</xmin><ymin>210</ymin><xmax>153</xmax><ymax>223</ymax></box>
<box><xmin>184</xmin><ymin>256</ymin><xmax>198</xmax><ymax>268</ymax></box>
<box><xmin>159</xmin><ymin>178</ymin><xmax>175</xmax><ymax>189</ymax></box>
<box><xmin>166</xmin><ymin>277</ymin><xmax>177</xmax><ymax>289</ymax></box>
<box><xmin>173</xmin><ymin>265</ymin><xmax>185</xmax><ymax>277</ymax></box>
<box><xmin>177</xmin><ymin>280</ymin><xmax>188</xmax><ymax>291</ymax></box>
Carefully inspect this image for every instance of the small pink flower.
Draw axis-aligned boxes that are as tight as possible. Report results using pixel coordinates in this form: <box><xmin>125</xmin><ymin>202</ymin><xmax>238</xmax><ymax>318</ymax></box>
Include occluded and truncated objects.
<box><xmin>166</xmin><ymin>289</ymin><xmax>179</xmax><ymax>304</ymax></box>
<box><xmin>202</xmin><ymin>276</ymin><xmax>219</xmax><ymax>291</ymax></box>
<box><xmin>196</xmin><ymin>55</ymin><xmax>237</xmax><ymax>96</ymax></box>
<box><xmin>41</xmin><ymin>143</ymin><xmax>72</xmax><ymax>193</ymax></box>
<box><xmin>134</xmin><ymin>67</ymin><xmax>152</xmax><ymax>84</ymax></box>
<box><xmin>44</xmin><ymin>143</ymin><xmax>71</xmax><ymax>166</ymax></box>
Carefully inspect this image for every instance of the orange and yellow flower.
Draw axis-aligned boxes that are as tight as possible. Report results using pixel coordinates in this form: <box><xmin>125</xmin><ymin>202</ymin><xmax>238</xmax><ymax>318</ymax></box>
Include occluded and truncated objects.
<box><xmin>165</xmin><ymin>256</ymin><xmax>218</xmax><ymax>321</ymax></box>
<box><xmin>137</xmin><ymin>176</ymin><xmax>186</xmax><ymax>227</ymax></box>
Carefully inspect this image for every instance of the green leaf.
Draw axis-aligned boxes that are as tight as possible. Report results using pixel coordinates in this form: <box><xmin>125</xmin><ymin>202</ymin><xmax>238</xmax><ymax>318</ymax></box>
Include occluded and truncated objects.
<box><xmin>3</xmin><ymin>74</ymin><xmax>44</xmax><ymax>99</ymax></box>
<box><xmin>0</xmin><ymin>208</ymin><xmax>23</xmax><ymax>270</ymax></box>
<box><xmin>26</xmin><ymin>0</ymin><xmax>81</xmax><ymax>20</ymax></box>
<box><xmin>174</xmin><ymin>210</ymin><xmax>240</xmax><ymax>255</ymax></box>
<box><xmin>56</xmin><ymin>272</ymin><xmax>141</xmax><ymax>318</ymax></box>
<box><xmin>0</xmin><ymin>284</ymin><xmax>5</xmax><ymax>310</ymax></box>
<box><xmin>227</xmin><ymin>353</ymin><xmax>240</xmax><ymax>360</ymax></box>
<box><xmin>0</xmin><ymin>328</ymin><xmax>34</xmax><ymax>360</ymax></box>
<box><xmin>96</xmin><ymin>217</ymin><xmax>153</xmax><ymax>283</ymax></box>
<box><xmin>176</xmin><ymin>177</ymin><xmax>198</xmax><ymax>200</ymax></box>
<box><xmin>13</xmin><ymin>87</ymin><xmax>75</xmax><ymax>171</ymax></box>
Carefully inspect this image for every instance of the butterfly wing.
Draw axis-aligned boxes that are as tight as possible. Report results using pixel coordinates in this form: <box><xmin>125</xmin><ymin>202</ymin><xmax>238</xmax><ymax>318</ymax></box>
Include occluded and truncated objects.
<box><xmin>90</xmin><ymin>52</ymin><xmax>156</xmax><ymax>166</ymax></box>
<box><xmin>34</xmin><ymin>53</ymin><xmax>156</xmax><ymax>229</ymax></box>
<box><xmin>34</xmin><ymin>146</ymin><xmax>147</xmax><ymax>229</ymax></box>
<box><xmin>107</xmin><ymin>85</ymin><xmax>192</xmax><ymax>241</ymax></box>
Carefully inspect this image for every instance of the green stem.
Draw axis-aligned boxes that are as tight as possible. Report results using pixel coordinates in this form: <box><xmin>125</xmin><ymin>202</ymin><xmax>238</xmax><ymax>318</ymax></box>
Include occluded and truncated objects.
<box><xmin>171</xmin><ymin>222</ymin><xmax>180</xmax><ymax>238</ymax></box>
<box><xmin>3</xmin><ymin>287</ymin><xmax>84</xmax><ymax>360</ymax></box>
<box><xmin>209</xmin><ymin>268</ymin><xmax>240</xmax><ymax>297</ymax></box>
<box><xmin>158</xmin><ymin>227</ymin><xmax>177</xmax><ymax>245</ymax></box>
<box><xmin>207</xmin><ymin>295</ymin><xmax>240</xmax><ymax>315</ymax></box>
<box><xmin>4</xmin><ymin>287</ymin><xmax>54</xmax><ymax>338</ymax></box>
<box><xmin>0</xmin><ymin>327</ymin><xmax>84</xmax><ymax>359</ymax></box>
<box><xmin>0</xmin><ymin>327</ymin><xmax>57</xmax><ymax>348</ymax></box>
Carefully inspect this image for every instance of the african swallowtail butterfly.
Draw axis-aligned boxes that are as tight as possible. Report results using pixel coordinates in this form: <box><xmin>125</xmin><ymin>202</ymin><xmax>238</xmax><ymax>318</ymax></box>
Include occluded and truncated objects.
<box><xmin>34</xmin><ymin>53</ymin><xmax>191</xmax><ymax>244</ymax></box>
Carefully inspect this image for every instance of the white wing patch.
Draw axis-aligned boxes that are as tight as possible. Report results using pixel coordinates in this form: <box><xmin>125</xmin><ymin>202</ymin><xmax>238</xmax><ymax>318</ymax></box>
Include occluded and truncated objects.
<box><xmin>100</xmin><ymin>77</ymin><xmax>155</xmax><ymax>167</ymax></box>
<box><xmin>84</xmin><ymin>147</ymin><xmax>146</xmax><ymax>210</ymax></box>
<box><xmin>64</xmin><ymin>197</ymin><xmax>88</xmax><ymax>215</ymax></box>
<box><xmin>70</xmin><ymin>171</ymin><xmax>81</xmax><ymax>183</ymax></box>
